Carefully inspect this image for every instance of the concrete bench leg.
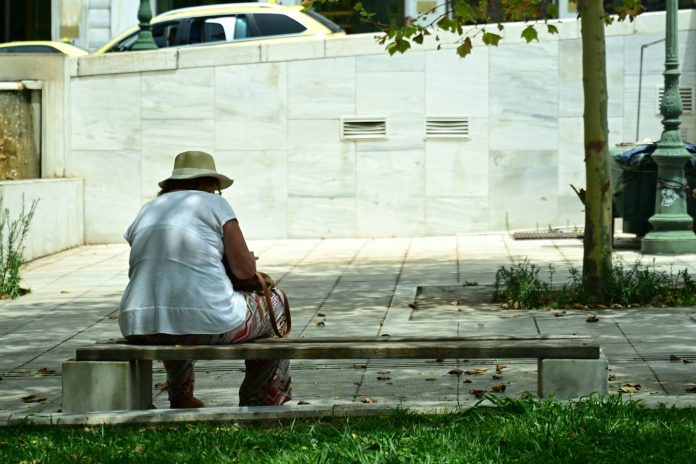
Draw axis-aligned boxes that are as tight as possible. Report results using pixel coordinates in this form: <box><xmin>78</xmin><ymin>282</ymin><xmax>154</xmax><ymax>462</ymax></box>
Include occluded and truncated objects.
<box><xmin>62</xmin><ymin>360</ymin><xmax>153</xmax><ymax>413</ymax></box>
<box><xmin>538</xmin><ymin>350</ymin><xmax>609</xmax><ymax>398</ymax></box>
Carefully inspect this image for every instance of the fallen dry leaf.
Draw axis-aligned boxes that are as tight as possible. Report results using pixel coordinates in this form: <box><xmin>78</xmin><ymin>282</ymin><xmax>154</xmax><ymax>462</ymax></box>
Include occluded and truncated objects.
<box><xmin>377</xmin><ymin>370</ymin><xmax>390</xmax><ymax>375</ymax></box>
<box><xmin>155</xmin><ymin>382</ymin><xmax>169</xmax><ymax>391</ymax></box>
<box><xmin>107</xmin><ymin>315</ymin><xmax>118</xmax><ymax>320</ymax></box>
<box><xmin>37</xmin><ymin>367</ymin><xmax>56</xmax><ymax>375</ymax></box>
<box><xmin>495</xmin><ymin>364</ymin><xmax>507</xmax><ymax>373</ymax></box>
<box><xmin>448</xmin><ymin>369</ymin><xmax>464</xmax><ymax>376</ymax></box>
<box><xmin>492</xmin><ymin>374</ymin><xmax>503</xmax><ymax>380</ymax></box>
<box><xmin>361</xmin><ymin>397</ymin><xmax>376</xmax><ymax>404</ymax></box>
<box><xmin>315</xmin><ymin>319</ymin><xmax>325</xmax><ymax>326</ymax></box>
<box><xmin>469</xmin><ymin>389</ymin><xmax>487</xmax><ymax>398</ymax></box>
<box><xmin>554</xmin><ymin>311</ymin><xmax>566</xmax><ymax>317</ymax></box>
<box><xmin>407</xmin><ymin>303</ymin><xmax>417</xmax><ymax>309</ymax></box>
<box><xmin>425</xmin><ymin>377</ymin><xmax>437</xmax><ymax>381</ymax></box>
<box><xmin>377</xmin><ymin>375</ymin><xmax>391</xmax><ymax>381</ymax></box>
<box><xmin>60</xmin><ymin>290</ymin><xmax>70</xmax><ymax>294</ymax></box>
<box><xmin>491</xmin><ymin>384</ymin><xmax>506</xmax><ymax>393</ymax></box>
<box><xmin>22</xmin><ymin>395</ymin><xmax>46</xmax><ymax>403</ymax></box>
<box><xmin>586</xmin><ymin>314</ymin><xmax>599</xmax><ymax>323</ymax></box>
<box><xmin>317</xmin><ymin>312</ymin><xmax>326</xmax><ymax>317</ymax></box>
<box><xmin>353</xmin><ymin>364</ymin><xmax>367</xmax><ymax>369</ymax></box>
<box><xmin>520</xmin><ymin>391</ymin><xmax>532</xmax><ymax>399</ymax></box>
<box><xmin>670</xmin><ymin>354</ymin><xmax>682</xmax><ymax>361</ymax></box>
<box><xmin>619</xmin><ymin>383</ymin><xmax>641</xmax><ymax>394</ymax></box>
<box><xmin>448</xmin><ymin>300</ymin><xmax>460</xmax><ymax>306</ymax></box>
<box><xmin>297</xmin><ymin>400</ymin><xmax>311</xmax><ymax>405</ymax></box>
<box><xmin>608</xmin><ymin>374</ymin><xmax>617</xmax><ymax>381</ymax></box>
<box><xmin>684</xmin><ymin>359</ymin><xmax>693</xmax><ymax>364</ymax></box>
<box><xmin>465</xmin><ymin>368</ymin><xmax>488</xmax><ymax>375</ymax></box>
<box><xmin>462</xmin><ymin>379</ymin><xmax>472</xmax><ymax>384</ymax></box>
<box><xmin>685</xmin><ymin>386</ymin><xmax>696</xmax><ymax>393</ymax></box>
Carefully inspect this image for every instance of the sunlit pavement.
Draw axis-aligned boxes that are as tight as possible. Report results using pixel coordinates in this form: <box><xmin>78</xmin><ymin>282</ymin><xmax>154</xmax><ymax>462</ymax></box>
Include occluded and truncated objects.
<box><xmin>1</xmin><ymin>234</ymin><xmax>696</xmax><ymax>425</ymax></box>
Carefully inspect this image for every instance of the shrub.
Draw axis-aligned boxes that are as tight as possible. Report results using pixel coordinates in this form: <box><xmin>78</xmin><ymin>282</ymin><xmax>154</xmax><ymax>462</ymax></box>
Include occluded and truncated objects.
<box><xmin>0</xmin><ymin>196</ymin><xmax>38</xmax><ymax>299</ymax></box>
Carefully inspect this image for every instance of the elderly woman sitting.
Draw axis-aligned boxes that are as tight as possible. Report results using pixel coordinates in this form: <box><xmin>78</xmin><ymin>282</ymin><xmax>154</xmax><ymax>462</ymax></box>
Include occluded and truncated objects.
<box><xmin>118</xmin><ymin>151</ymin><xmax>290</xmax><ymax>408</ymax></box>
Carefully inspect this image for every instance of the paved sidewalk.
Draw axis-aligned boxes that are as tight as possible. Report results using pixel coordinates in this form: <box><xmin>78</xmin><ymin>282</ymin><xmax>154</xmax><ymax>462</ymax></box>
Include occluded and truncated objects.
<box><xmin>1</xmin><ymin>234</ymin><xmax>696</xmax><ymax>425</ymax></box>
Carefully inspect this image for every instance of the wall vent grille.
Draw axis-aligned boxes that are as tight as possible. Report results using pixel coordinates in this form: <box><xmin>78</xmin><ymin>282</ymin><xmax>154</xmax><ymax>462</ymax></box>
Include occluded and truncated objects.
<box><xmin>657</xmin><ymin>87</ymin><xmax>694</xmax><ymax>114</ymax></box>
<box><xmin>340</xmin><ymin>117</ymin><xmax>387</xmax><ymax>140</ymax></box>
<box><xmin>424</xmin><ymin>117</ymin><xmax>470</xmax><ymax>138</ymax></box>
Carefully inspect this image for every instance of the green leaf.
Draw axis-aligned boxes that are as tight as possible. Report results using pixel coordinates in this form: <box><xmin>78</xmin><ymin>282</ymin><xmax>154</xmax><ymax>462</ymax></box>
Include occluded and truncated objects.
<box><xmin>521</xmin><ymin>25</ymin><xmax>538</xmax><ymax>43</ymax></box>
<box><xmin>497</xmin><ymin>23</ymin><xmax>504</xmax><ymax>31</ymax></box>
<box><xmin>413</xmin><ymin>33</ymin><xmax>424</xmax><ymax>45</ymax></box>
<box><xmin>453</xmin><ymin>1</ymin><xmax>477</xmax><ymax>23</ymax></box>
<box><xmin>300</xmin><ymin>0</ymin><xmax>314</xmax><ymax>9</ymax></box>
<box><xmin>456</xmin><ymin>37</ymin><xmax>473</xmax><ymax>58</ymax></box>
<box><xmin>437</xmin><ymin>16</ymin><xmax>454</xmax><ymax>31</ymax></box>
<box><xmin>546</xmin><ymin>3</ymin><xmax>559</xmax><ymax>18</ymax></box>
<box><xmin>482</xmin><ymin>32</ymin><xmax>502</xmax><ymax>46</ymax></box>
<box><xmin>547</xmin><ymin>24</ymin><xmax>559</xmax><ymax>35</ymax></box>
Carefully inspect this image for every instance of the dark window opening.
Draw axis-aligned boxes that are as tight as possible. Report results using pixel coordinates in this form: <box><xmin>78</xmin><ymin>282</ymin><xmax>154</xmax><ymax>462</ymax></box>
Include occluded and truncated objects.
<box><xmin>252</xmin><ymin>13</ymin><xmax>306</xmax><ymax>36</ymax></box>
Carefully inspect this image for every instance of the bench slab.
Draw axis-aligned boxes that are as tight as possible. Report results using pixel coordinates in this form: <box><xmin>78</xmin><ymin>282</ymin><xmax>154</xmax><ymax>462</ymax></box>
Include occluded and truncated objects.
<box><xmin>76</xmin><ymin>336</ymin><xmax>600</xmax><ymax>361</ymax></box>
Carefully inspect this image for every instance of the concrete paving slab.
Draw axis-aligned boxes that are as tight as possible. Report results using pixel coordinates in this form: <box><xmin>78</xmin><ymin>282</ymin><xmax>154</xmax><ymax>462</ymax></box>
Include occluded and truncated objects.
<box><xmin>3</xmin><ymin>234</ymin><xmax>696</xmax><ymax>425</ymax></box>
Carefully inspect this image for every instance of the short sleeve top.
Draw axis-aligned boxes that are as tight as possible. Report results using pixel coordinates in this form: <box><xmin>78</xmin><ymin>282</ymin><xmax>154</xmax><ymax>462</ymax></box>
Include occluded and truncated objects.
<box><xmin>118</xmin><ymin>190</ymin><xmax>247</xmax><ymax>336</ymax></box>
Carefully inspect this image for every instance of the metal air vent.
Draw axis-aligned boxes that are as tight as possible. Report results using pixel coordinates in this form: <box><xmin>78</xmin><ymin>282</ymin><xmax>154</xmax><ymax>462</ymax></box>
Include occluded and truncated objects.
<box><xmin>657</xmin><ymin>87</ymin><xmax>694</xmax><ymax>114</ymax></box>
<box><xmin>424</xmin><ymin>116</ymin><xmax>470</xmax><ymax>138</ymax></box>
<box><xmin>340</xmin><ymin>117</ymin><xmax>387</xmax><ymax>140</ymax></box>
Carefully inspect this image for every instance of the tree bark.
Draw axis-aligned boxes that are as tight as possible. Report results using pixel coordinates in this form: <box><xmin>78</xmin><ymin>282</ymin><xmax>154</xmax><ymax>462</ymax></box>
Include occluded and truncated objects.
<box><xmin>580</xmin><ymin>0</ymin><xmax>613</xmax><ymax>296</ymax></box>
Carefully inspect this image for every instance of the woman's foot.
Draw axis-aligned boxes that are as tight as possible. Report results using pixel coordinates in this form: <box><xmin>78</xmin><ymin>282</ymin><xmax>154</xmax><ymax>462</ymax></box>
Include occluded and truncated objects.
<box><xmin>170</xmin><ymin>397</ymin><xmax>205</xmax><ymax>409</ymax></box>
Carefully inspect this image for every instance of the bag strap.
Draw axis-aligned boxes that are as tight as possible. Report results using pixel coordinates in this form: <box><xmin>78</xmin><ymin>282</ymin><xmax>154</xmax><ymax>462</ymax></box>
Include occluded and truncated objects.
<box><xmin>256</xmin><ymin>271</ymin><xmax>290</xmax><ymax>338</ymax></box>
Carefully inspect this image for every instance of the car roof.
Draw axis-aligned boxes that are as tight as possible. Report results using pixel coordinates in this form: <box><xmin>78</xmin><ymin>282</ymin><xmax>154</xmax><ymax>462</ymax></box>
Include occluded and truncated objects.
<box><xmin>0</xmin><ymin>40</ymin><xmax>88</xmax><ymax>56</ymax></box>
<box><xmin>153</xmin><ymin>2</ymin><xmax>302</xmax><ymax>21</ymax></box>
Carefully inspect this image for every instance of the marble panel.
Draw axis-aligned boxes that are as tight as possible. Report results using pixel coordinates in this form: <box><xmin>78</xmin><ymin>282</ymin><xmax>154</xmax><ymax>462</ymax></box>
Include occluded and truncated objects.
<box><xmin>215</xmin><ymin>150</ymin><xmax>287</xmax><ymax>239</ymax></box>
<box><xmin>634</xmin><ymin>11</ymin><xmax>667</xmax><ymax>35</ymax></box>
<box><xmin>355</xmin><ymin>150</ymin><xmax>425</xmax><ymax>237</ymax></box>
<box><xmin>490</xmin><ymin>40</ymin><xmax>559</xmax><ymax>74</ymax></box>
<box><xmin>356</xmin><ymin>51</ymin><xmax>425</xmax><ymax>73</ymax></box>
<box><xmin>424</xmin><ymin>123</ymin><xmax>489</xmax><ymax>197</ymax></box>
<box><xmin>356</xmin><ymin>71</ymin><xmax>425</xmax><ymax>115</ymax></box>
<box><xmin>77</xmin><ymin>48</ymin><xmax>177</xmax><ymax>77</ymax></box>
<box><xmin>0</xmin><ymin>179</ymin><xmax>84</xmax><ymax>261</ymax></box>
<box><xmin>425</xmin><ymin>49</ymin><xmax>489</xmax><ymax>117</ymax></box>
<box><xmin>556</xmin><ymin>194</ymin><xmax>585</xmax><ymax>230</ymax></box>
<box><xmin>324</xmin><ymin>34</ymin><xmax>385</xmax><ymax>58</ymax></box>
<box><xmin>70</xmin><ymin>74</ymin><xmax>141</xmax><ymax>151</ymax></box>
<box><xmin>262</xmin><ymin>37</ymin><xmax>325</xmax><ymax>62</ymax></box>
<box><xmin>623</xmin><ymin>31</ymin><xmax>694</xmax><ymax>76</ymax></box>
<box><xmin>623</xmin><ymin>73</ymin><xmax>670</xmax><ymax>143</ymax></box>
<box><xmin>558</xmin><ymin>117</ymin><xmax>584</xmax><ymax>193</ymax></box>
<box><xmin>559</xmin><ymin>39</ymin><xmax>583</xmax><ymax>118</ymax></box>
<box><xmin>354</xmin><ymin>113</ymin><xmax>424</xmax><ymax>153</ymax></box>
<box><xmin>425</xmin><ymin>197</ymin><xmax>489</xmax><ymax>235</ymax></box>
<box><xmin>288</xmin><ymin>120</ymin><xmax>355</xmax><ymax>198</ymax></box>
<box><xmin>488</xmin><ymin>150</ymin><xmax>559</xmax><ymax>230</ymax></box>
<box><xmin>178</xmin><ymin>43</ymin><xmax>261</xmax><ymax>69</ymax></box>
<box><xmin>287</xmin><ymin>197</ymin><xmax>356</xmax><ymax>238</ymax></box>
<box><xmin>489</xmin><ymin>116</ymin><xmax>559</xmax><ymax>151</ymax></box>
<box><xmin>214</xmin><ymin>62</ymin><xmax>287</xmax><ymax>151</ymax></box>
<box><xmin>140</xmin><ymin>119</ymin><xmax>215</xmax><ymax>200</ymax></box>
<box><xmin>71</xmin><ymin>150</ymin><xmax>142</xmax><ymax>243</ymax></box>
<box><xmin>288</xmin><ymin>57</ymin><xmax>355</xmax><ymax>119</ymax></box>
<box><xmin>141</xmin><ymin>68</ymin><xmax>214</xmax><ymax>120</ymax></box>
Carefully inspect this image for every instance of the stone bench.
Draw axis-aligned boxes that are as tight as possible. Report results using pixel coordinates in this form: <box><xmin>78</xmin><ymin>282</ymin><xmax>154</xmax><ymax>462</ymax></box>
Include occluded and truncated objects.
<box><xmin>62</xmin><ymin>335</ymin><xmax>608</xmax><ymax>413</ymax></box>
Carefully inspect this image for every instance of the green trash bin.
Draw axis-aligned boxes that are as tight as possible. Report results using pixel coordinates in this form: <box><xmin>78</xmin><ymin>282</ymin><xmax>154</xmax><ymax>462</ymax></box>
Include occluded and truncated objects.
<box><xmin>610</xmin><ymin>143</ymin><xmax>696</xmax><ymax>237</ymax></box>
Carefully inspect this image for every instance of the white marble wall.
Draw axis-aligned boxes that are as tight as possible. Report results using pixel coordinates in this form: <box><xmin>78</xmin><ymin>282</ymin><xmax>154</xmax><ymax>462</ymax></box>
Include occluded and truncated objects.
<box><xmin>0</xmin><ymin>179</ymin><xmax>84</xmax><ymax>261</ymax></box>
<box><xmin>64</xmin><ymin>10</ymin><xmax>696</xmax><ymax>242</ymax></box>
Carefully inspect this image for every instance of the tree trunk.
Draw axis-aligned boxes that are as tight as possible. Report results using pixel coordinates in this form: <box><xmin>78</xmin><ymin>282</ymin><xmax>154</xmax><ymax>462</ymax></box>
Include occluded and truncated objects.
<box><xmin>580</xmin><ymin>0</ymin><xmax>613</xmax><ymax>296</ymax></box>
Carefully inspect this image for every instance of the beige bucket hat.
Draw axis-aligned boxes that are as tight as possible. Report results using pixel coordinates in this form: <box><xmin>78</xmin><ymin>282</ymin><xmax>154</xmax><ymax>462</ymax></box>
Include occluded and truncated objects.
<box><xmin>158</xmin><ymin>151</ymin><xmax>233</xmax><ymax>190</ymax></box>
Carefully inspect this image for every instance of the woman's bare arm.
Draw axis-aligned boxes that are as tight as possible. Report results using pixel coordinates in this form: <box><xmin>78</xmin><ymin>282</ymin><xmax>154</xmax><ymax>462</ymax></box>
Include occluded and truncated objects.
<box><xmin>223</xmin><ymin>219</ymin><xmax>256</xmax><ymax>279</ymax></box>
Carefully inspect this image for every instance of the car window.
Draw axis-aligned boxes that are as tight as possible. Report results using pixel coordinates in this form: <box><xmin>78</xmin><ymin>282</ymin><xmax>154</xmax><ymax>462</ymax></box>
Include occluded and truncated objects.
<box><xmin>234</xmin><ymin>16</ymin><xmax>251</xmax><ymax>40</ymax></box>
<box><xmin>153</xmin><ymin>22</ymin><xmax>178</xmax><ymax>47</ymax></box>
<box><xmin>252</xmin><ymin>13</ymin><xmax>306</xmax><ymax>37</ymax></box>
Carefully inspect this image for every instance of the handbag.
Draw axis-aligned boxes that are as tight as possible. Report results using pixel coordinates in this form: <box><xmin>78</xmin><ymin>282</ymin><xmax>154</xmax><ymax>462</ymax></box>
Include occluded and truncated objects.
<box><xmin>224</xmin><ymin>262</ymin><xmax>291</xmax><ymax>338</ymax></box>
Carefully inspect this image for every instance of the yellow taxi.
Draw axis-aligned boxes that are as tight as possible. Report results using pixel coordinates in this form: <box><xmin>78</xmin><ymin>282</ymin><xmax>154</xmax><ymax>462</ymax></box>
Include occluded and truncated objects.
<box><xmin>0</xmin><ymin>41</ymin><xmax>88</xmax><ymax>56</ymax></box>
<box><xmin>95</xmin><ymin>2</ymin><xmax>344</xmax><ymax>54</ymax></box>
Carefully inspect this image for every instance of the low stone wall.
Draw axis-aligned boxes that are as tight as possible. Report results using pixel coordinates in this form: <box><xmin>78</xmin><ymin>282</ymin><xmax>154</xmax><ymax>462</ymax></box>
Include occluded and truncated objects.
<box><xmin>0</xmin><ymin>179</ymin><xmax>84</xmax><ymax>261</ymax></box>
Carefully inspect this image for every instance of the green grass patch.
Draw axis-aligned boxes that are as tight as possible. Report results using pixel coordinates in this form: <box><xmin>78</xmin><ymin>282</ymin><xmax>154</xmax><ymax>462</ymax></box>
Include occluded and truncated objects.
<box><xmin>493</xmin><ymin>258</ymin><xmax>696</xmax><ymax>309</ymax></box>
<box><xmin>2</xmin><ymin>396</ymin><xmax>696</xmax><ymax>463</ymax></box>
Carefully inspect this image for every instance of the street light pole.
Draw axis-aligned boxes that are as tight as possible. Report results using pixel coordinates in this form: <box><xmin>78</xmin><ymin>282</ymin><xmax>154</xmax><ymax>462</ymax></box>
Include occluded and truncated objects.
<box><xmin>641</xmin><ymin>1</ymin><xmax>696</xmax><ymax>254</ymax></box>
<box><xmin>131</xmin><ymin>0</ymin><xmax>158</xmax><ymax>51</ymax></box>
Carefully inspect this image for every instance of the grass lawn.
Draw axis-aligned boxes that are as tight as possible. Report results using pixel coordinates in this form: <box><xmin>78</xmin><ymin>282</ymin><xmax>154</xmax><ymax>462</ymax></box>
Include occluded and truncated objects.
<box><xmin>2</xmin><ymin>396</ymin><xmax>695</xmax><ymax>463</ymax></box>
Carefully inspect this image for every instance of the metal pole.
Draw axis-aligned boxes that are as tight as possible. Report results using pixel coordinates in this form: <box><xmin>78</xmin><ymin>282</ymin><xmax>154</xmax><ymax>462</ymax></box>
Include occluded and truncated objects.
<box><xmin>131</xmin><ymin>0</ymin><xmax>157</xmax><ymax>51</ymax></box>
<box><xmin>641</xmin><ymin>1</ymin><xmax>696</xmax><ymax>254</ymax></box>
<box><xmin>636</xmin><ymin>38</ymin><xmax>664</xmax><ymax>143</ymax></box>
